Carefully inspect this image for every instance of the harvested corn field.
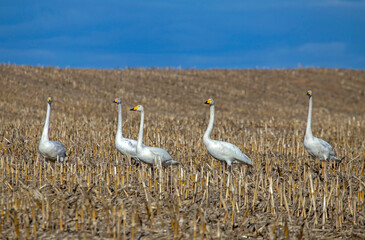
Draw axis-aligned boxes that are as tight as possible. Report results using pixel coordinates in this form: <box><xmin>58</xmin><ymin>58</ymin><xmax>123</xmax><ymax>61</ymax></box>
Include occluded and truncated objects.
<box><xmin>0</xmin><ymin>64</ymin><xmax>364</xmax><ymax>239</ymax></box>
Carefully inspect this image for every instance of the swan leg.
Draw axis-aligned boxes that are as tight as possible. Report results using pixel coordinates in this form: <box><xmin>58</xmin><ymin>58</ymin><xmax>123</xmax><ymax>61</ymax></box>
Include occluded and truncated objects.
<box><xmin>133</xmin><ymin>158</ymin><xmax>141</xmax><ymax>167</ymax></box>
<box><xmin>220</xmin><ymin>161</ymin><xmax>225</xmax><ymax>173</ymax></box>
<box><xmin>150</xmin><ymin>165</ymin><xmax>154</xmax><ymax>179</ymax></box>
<box><xmin>333</xmin><ymin>159</ymin><xmax>342</xmax><ymax>168</ymax></box>
<box><xmin>228</xmin><ymin>164</ymin><xmax>232</xmax><ymax>172</ymax></box>
<box><xmin>42</xmin><ymin>157</ymin><xmax>48</xmax><ymax>168</ymax></box>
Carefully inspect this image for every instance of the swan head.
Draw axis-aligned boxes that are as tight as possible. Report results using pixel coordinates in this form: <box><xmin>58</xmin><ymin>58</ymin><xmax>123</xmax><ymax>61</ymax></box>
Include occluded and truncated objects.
<box><xmin>205</xmin><ymin>98</ymin><xmax>215</xmax><ymax>105</ymax></box>
<box><xmin>113</xmin><ymin>98</ymin><xmax>121</xmax><ymax>104</ymax></box>
<box><xmin>47</xmin><ymin>96</ymin><xmax>53</xmax><ymax>104</ymax></box>
<box><xmin>130</xmin><ymin>105</ymin><xmax>144</xmax><ymax>112</ymax></box>
<box><xmin>306</xmin><ymin>90</ymin><xmax>313</xmax><ymax>97</ymax></box>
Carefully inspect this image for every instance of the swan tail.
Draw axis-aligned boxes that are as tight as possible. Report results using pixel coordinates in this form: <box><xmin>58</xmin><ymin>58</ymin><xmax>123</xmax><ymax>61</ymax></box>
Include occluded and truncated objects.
<box><xmin>331</xmin><ymin>156</ymin><xmax>341</xmax><ymax>161</ymax></box>
<box><xmin>165</xmin><ymin>159</ymin><xmax>178</xmax><ymax>165</ymax></box>
<box><xmin>236</xmin><ymin>157</ymin><xmax>253</xmax><ymax>166</ymax></box>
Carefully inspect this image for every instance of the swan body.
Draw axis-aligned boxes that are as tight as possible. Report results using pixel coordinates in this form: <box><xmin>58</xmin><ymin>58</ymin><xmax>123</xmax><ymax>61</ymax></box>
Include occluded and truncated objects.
<box><xmin>130</xmin><ymin>105</ymin><xmax>178</xmax><ymax>166</ymax></box>
<box><xmin>304</xmin><ymin>90</ymin><xmax>340</xmax><ymax>161</ymax></box>
<box><xmin>203</xmin><ymin>98</ymin><xmax>252</xmax><ymax>171</ymax></box>
<box><xmin>38</xmin><ymin>97</ymin><xmax>67</xmax><ymax>162</ymax></box>
<box><xmin>114</xmin><ymin>98</ymin><xmax>140</xmax><ymax>163</ymax></box>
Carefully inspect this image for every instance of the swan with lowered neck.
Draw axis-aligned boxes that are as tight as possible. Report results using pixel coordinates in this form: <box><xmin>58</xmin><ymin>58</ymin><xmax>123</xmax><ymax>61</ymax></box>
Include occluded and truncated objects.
<box><xmin>38</xmin><ymin>97</ymin><xmax>67</xmax><ymax>162</ymax></box>
<box><xmin>130</xmin><ymin>105</ymin><xmax>178</xmax><ymax>166</ymax></box>
<box><xmin>203</xmin><ymin>98</ymin><xmax>252</xmax><ymax>171</ymax></box>
<box><xmin>113</xmin><ymin>98</ymin><xmax>140</xmax><ymax>164</ymax></box>
<box><xmin>304</xmin><ymin>90</ymin><xmax>340</xmax><ymax>161</ymax></box>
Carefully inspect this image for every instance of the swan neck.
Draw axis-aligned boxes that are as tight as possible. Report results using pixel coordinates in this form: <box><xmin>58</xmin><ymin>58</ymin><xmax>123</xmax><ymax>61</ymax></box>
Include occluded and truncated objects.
<box><xmin>306</xmin><ymin>96</ymin><xmax>313</xmax><ymax>137</ymax></box>
<box><xmin>41</xmin><ymin>103</ymin><xmax>51</xmax><ymax>142</ymax></box>
<box><xmin>116</xmin><ymin>103</ymin><xmax>123</xmax><ymax>139</ymax></box>
<box><xmin>137</xmin><ymin>110</ymin><xmax>144</xmax><ymax>148</ymax></box>
<box><xmin>204</xmin><ymin>105</ymin><xmax>215</xmax><ymax>140</ymax></box>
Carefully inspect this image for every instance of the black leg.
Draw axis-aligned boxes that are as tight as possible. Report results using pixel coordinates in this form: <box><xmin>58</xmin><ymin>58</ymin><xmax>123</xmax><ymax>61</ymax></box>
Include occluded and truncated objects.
<box><xmin>150</xmin><ymin>165</ymin><xmax>154</xmax><ymax>179</ymax></box>
<box><xmin>221</xmin><ymin>161</ymin><xmax>225</xmax><ymax>173</ymax></box>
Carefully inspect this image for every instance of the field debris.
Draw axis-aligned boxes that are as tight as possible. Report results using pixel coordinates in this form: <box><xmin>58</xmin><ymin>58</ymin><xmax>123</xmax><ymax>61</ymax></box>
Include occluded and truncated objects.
<box><xmin>1</xmin><ymin>65</ymin><xmax>364</xmax><ymax>239</ymax></box>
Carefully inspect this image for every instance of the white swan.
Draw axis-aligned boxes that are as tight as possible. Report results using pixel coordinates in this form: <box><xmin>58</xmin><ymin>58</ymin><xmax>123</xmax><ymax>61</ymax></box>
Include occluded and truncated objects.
<box><xmin>38</xmin><ymin>97</ymin><xmax>67</xmax><ymax>162</ymax></box>
<box><xmin>130</xmin><ymin>105</ymin><xmax>178</xmax><ymax>166</ymax></box>
<box><xmin>113</xmin><ymin>98</ymin><xmax>140</xmax><ymax>164</ymax></box>
<box><xmin>203</xmin><ymin>98</ymin><xmax>252</xmax><ymax>171</ymax></box>
<box><xmin>304</xmin><ymin>90</ymin><xmax>340</xmax><ymax>161</ymax></box>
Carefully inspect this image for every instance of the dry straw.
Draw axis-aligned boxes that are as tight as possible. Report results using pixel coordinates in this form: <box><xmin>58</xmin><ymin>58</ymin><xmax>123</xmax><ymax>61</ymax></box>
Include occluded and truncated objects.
<box><xmin>0</xmin><ymin>65</ymin><xmax>364</xmax><ymax>239</ymax></box>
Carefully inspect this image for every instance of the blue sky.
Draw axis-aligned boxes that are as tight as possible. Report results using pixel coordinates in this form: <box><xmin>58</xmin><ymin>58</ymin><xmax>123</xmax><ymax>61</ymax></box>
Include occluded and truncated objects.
<box><xmin>1</xmin><ymin>0</ymin><xmax>364</xmax><ymax>69</ymax></box>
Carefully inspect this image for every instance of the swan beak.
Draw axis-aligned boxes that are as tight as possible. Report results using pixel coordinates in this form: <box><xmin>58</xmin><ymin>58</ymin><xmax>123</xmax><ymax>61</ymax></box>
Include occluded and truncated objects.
<box><xmin>113</xmin><ymin>99</ymin><xmax>118</xmax><ymax>103</ymax></box>
<box><xmin>205</xmin><ymin>100</ymin><xmax>211</xmax><ymax>104</ymax></box>
<box><xmin>130</xmin><ymin>106</ymin><xmax>139</xmax><ymax>111</ymax></box>
<box><xmin>306</xmin><ymin>91</ymin><xmax>312</xmax><ymax>96</ymax></box>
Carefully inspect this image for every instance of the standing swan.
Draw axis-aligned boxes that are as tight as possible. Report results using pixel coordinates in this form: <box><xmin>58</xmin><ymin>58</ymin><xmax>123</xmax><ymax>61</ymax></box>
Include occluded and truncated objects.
<box><xmin>38</xmin><ymin>97</ymin><xmax>67</xmax><ymax>162</ymax></box>
<box><xmin>203</xmin><ymin>98</ymin><xmax>252</xmax><ymax>171</ymax></box>
<box><xmin>130</xmin><ymin>105</ymin><xmax>178</xmax><ymax>166</ymax></box>
<box><xmin>304</xmin><ymin>90</ymin><xmax>340</xmax><ymax>161</ymax></box>
<box><xmin>113</xmin><ymin>98</ymin><xmax>140</xmax><ymax>164</ymax></box>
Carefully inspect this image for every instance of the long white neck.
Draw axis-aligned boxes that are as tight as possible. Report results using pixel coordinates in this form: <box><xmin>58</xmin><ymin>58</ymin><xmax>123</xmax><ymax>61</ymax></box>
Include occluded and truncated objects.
<box><xmin>41</xmin><ymin>103</ymin><xmax>51</xmax><ymax>142</ymax></box>
<box><xmin>137</xmin><ymin>110</ymin><xmax>145</xmax><ymax>149</ymax></box>
<box><xmin>203</xmin><ymin>105</ymin><xmax>215</xmax><ymax>141</ymax></box>
<box><xmin>116</xmin><ymin>103</ymin><xmax>123</xmax><ymax>140</ymax></box>
<box><xmin>305</xmin><ymin>96</ymin><xmax>313</xmax><ymax>138</ymax></box>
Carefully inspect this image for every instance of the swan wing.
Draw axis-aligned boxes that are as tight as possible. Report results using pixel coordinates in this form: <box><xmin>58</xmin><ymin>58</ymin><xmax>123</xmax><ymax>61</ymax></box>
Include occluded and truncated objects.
<box><xmin>219</xmin><ymin>141</ymin><xmax>252</xmax><ymax>165</ymax></box>
<box><xmin>318</xmin><ymin>138</ymin><xmax>334</xmax><ymax>153</ymax></box>
<box><xmin>205</xmin><ymin>140</ymin><xmax>228</xmax><ymax>161</ymax></box>
<box><xmin>116</xmin><ymin>138</ymin><xmax>139</xmax><ymax>158</ymax></box>
<box><xmin>318</xmin><ymin>138</ymin><xmax>339</xmax><ymax>160</ymax></box>
<box><xmin>120</xmin><ymin>138</ymin><xmax>138</xmax><ymax>149</ymax></box>
<box><xmin>305</xmin><ymin>137</ymin><xmax>339</xmax><ymax>161</ymax></box>
<box><xmin>50</xmin><ymin>141</ymin><xmax>67</xmax><ymax>157</ymax></box>
<box><xmin>137</xmin><ymin>146</ymin><xmax>177</xmax><ymax>165</ymax></box>
<box><xmin>206</xmin><ymin>140</ymin><xmax>252</xmax><ymax>165</ymax></box>
<box><xmin>148</xmin><ymin>146</ymin><xmax>173</xmax><ymax>161</ymax></box>
<box><xmin>39</xmin><ymin>140</ymin><xmax>66</xmax><ymax>160</ymax></box>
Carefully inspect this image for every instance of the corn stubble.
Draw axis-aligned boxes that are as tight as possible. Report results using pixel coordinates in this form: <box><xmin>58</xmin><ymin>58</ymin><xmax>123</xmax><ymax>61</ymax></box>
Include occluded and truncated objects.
<box><xmin>0</xmin><ymin>65</ymin><xmax>364</xmax><ymax>239</ymax></box>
